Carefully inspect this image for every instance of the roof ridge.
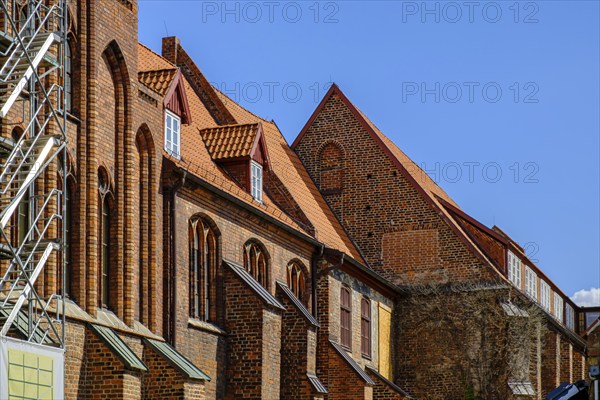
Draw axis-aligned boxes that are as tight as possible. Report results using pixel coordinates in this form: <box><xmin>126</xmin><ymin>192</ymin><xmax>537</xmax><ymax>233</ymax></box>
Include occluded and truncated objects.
<box><xmin>200</xmin><ymin>122</ymin><xmax>260</xmax><ymax>131</ymax></box>
<box><xmin>138</xmin><ymin>67</ymin><xmax>177</xmax><ymax>74</ymax></box>
<box><xmin>212</xmin><ymin>85</ymin><xmax>272</xmax><ymax>124</ymax></box>
<box><xmin>138</xmin><ymin>41</ymin><xmax>176</xmax><ymax>69</ymax></box>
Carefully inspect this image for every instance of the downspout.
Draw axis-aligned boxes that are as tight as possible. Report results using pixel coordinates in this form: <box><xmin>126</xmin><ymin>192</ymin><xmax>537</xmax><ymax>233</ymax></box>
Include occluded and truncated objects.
<box><xmin>312</xmin><ymin>244</ymin><xmax>324</xmax><ymax>320</ymax></box>
<box><xmin>168</xmin><ymin>171</ymin><xmax>186</xmax><ymax>346</ymax></box>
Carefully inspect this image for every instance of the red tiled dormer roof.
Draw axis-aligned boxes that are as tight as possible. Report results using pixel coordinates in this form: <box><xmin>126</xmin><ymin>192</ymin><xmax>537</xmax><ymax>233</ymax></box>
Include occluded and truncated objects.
<box><xmin>139</xmin><ymin>68</ymin><xmax>178</xmax><ymax>96</ymax></box>
<box><xmin>137</xmin><ymin>44</ymin><xmax>191</xmax><ymax>124</ymax></box>
<box><xmin>200</xmin><ymin>123</ymin><xmax>268</xmax><ymax>165</ymax></box>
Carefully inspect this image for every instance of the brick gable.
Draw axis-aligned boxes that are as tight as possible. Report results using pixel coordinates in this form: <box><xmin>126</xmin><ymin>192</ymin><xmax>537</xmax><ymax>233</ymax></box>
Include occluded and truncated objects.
<box><xmin>293</xmin><ymin>87</ymin><xmax>499</xmax><ymax>286</ymax></box>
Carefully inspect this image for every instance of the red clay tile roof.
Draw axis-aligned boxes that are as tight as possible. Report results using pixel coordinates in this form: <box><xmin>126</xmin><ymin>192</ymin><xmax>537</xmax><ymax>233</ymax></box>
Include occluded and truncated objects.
<box><xmin>138</xmin><ymin>42</ymin><xmax>175</xmax><ymax>72</ymax></box>
<box><xmin>139</xmin><ymin>68</ymin><xmax>178</xmax><ymax>96</ymax></box>
<box><xmin>139</xmin><ymin>41</ymin><xmax>364</xmax><ymax>263</ymax></box>
<box><xmin>200</xmin><ymin>123</ymin><xmax>260</xmax><ymax>161</ymax></box>
<box><xmin>212</xmin><ymin>89</ymin><xmax>363</xmax><ymax>261</ymax></box>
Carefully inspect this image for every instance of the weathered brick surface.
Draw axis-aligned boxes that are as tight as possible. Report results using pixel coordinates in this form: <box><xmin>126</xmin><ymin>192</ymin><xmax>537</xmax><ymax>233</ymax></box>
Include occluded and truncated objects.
<box><xmin>277</xmin><ymin>285</ymin><xmax>319</xmax><ymax>399</ymax></box>
<box><xmin>64</xmin><ymin>321</ymin><xmax>87</xmax><ymax>400</ymax></box>
<box><xmin>82</xmin><ymin>327</ymin><xmax>142</xmax><ymax>400</ymax></box>
<box><xmin>223</xmin><ymin>265</ymin><xmax>282</xmax><ymax>400</ymax></box>
<box><xmin>366</xmin><ymin>369</ymin><xmax>406</xmax><ymax>400</ymax></box>
<box><xmin>542</xmin><ymin>329</ymin><xmax>560</xmax><ymax>397</ymax></box>
<box><xmin>142</xmin><ymin>345</ymin><xmax>206</xmax><ymax>399</ymax></box>
<box><xmin>324</xmin><ymin>342</ymin><xmax>373</xmax><ymax>400</ymax></box>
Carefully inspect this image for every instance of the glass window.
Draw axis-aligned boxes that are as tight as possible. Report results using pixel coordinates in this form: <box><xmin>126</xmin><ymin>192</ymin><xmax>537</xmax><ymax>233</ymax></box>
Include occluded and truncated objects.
<box><xmin>340</xmin><ymin>287</ymin><xmax>352</xmax><ymax>348</ymax></box>
<box><xmin>508</xmin><ymin>251</ymin><xmax>522</xmax><ymax>289</ymax></box>
<box><xmin>165</xmin><ymin>111</ymin><xmax>181</xmax><ymax>158</ymax></box>
<box><xmin>65</xmin><ymin>40</ymin><xmax>73</xmax><ymax>112</ymax></box>
<box><xmin>565</xmin><ymin>304</ymin><xmax>575</xmax><ymax>330</ymax></box>
<box><xmin>540</xmin><ymin>281</ymin><xmax>551</xmax><ymax>311</ymax></box>
<box><xmin>101</xmin><ymin>197</ymin><xmax>110</xmax><ymax>308</ymax></box>
<box><xmin>554</xmin><ymin>294</ymin><xmax>563</xmax><ymax>323</ymax></box>
<box><xmin>525</xmin><ymin>266</ymin><xmax>537</xmax><ymax>300</ymax></box>
<box><xmin>190</xmin><ymin>218</ymin><xmax>217</xmax><ymax>321</ymax></box>
<box><xmin>243</xmin><ymin>240</ymin><xmax>268</xmax><ymax>288</ymax></box>
<box><xmin>586</xmin><ymin>312</ymin><xmax>600</xmax><ymax>328</ymax></box>
<box><xmin>286</xmin><ymin>261</ymin><xmax>306</xmax><ymax>304</ymax></box>
<box><xmin>361</xmin><ymin>298</ymin><xmax>371</xmax><ymax>357</ymax></box>
<box><xmin>251</xmin><ymin>161</ymin><xmax>263</xmax><ymax>202</ymax></box>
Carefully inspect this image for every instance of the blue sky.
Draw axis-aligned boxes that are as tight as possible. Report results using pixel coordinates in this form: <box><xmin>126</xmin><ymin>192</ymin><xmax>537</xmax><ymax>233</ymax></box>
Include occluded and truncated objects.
<box><xmin>138</xmin><ymin>1</ymin><xmax>600</xmax><ymax>303</ymax></box>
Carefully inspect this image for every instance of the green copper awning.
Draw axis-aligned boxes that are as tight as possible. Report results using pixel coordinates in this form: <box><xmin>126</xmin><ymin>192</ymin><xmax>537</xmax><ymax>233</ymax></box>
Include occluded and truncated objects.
<box><xmin>143</xmin><ymin>338</ymin><xmax>210</xmax><ymax>381</ymax></box>
<box><xmin>88</xmin><ymin>324</ymin><xmax>148</xmax><ymax>371</ymax></box>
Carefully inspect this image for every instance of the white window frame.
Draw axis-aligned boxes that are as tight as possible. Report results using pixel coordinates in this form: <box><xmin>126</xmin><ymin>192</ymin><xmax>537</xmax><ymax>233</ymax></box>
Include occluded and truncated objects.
<box><xmin>540</xmin><ymin>281</ymin><xmax>551</xmax><ymax>311</ymax></box>
<box><xmin>250</xmin><ymin>161</ymin><xmax>263</xmax><ymax>202</ymax></box>
<box><xmin>507</xmin><ymin>251</ymin><xmax>522</xmax><ymax>289</ymax></box>
<box><xmin>554</xmin><ymin>294</ymin><xmax>563</xmax><ymax>323</ymax></box>
<box><xmin>565</xmin><ymin>304</ymin><xmax>575</xmax><ymax>330</ymax></box>
<box><xmin>165</xmin><ymin>110</ymin><xmax>181</xmax><ymax>159</ymax></box>
<box><xmin>525</xmin><ymin>266</ymin><xmax>537</xmax><ymax>300</ymax></box>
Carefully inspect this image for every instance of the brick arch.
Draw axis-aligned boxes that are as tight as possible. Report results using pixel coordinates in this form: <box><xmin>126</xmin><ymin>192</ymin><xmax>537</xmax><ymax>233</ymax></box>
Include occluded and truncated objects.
<box><xmin>65</xmin><ymin>32</ymin><xmax>77</xmax><ymax>113</ymax></box>
<box><xmin>101</xmin><ymin>40</ymin><xmax>135</xmax><ymax>324</ymax></box>
<box><xmin>55</xmin><ymin>149</ymin><xmax>78</xmax><ymax>301</ymax></box>
<box><xmin>318</xmin><ymin>140</ymin><xmax>345</xmax><ymax>193</ymax></box>
<box><xmin>189</xmin><ymin>212</ymin><xmax>222</xmax><ymax>239</ymax></box>
<box><xmin>189</xmin><ymin>213</ymin><xmax>222</xmax><ymax>323</ymax></box>
<box><xmin>242</xmin><ymin>238</ymin><xmax>270</xmax><ymax>289</ymax></box>
<box><xmin>66</xmin><ymin>3</ymin><xmax>78</xmax><ymax>35</ymax></box>
<box><xmin>135</xmin><ymin>124</ymin><xmax>158</xmax><ymax>327</ymax></box>
<box><xmin>97</xmin><ymin>166</ymin><xmax>117</xmax><ymax>311</ymax></box>
<box><xmin>286</xmin><ymin>258</ymin><xmax>311</xmax><ymax>308</ymax></box>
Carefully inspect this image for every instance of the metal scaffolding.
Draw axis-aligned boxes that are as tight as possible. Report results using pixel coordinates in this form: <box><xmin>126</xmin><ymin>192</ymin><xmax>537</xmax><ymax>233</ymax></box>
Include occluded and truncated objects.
<box><xmin>0</xmin><ymin>0</ymin><xmax>67</xmax><ymax>348</ymax></box>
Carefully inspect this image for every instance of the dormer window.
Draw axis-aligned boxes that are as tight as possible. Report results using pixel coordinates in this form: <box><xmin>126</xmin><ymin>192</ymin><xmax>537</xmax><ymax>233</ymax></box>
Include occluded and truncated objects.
<box><xmin>200</xmin><ymin>122</ymin><xmax>271</xmax><ymax>202</ymax></box>
<box><xmin>139</xmin><ymin>68</ymin><xmax>191</xmax><ymax>159</ymax></box>
<box><xmin>165</xmin><ymin>110</ymin><xmax>180</xmax><ymax>158</ymax></box>
<box><xmin>251</xmin><ymin>161</ymin><xmax>263</xmax><ymax>202</ymax></box>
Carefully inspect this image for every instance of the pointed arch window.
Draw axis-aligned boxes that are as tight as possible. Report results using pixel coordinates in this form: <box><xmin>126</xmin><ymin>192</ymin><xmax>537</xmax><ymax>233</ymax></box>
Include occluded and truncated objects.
<box><xmin>64</xmin><ymin>177</ymin><xmax>73</xmax><ymax>297</ymax></box>
<box><xmin>58</xmin><ymin>162</ymin><xmax>75</xmax><ymax>299</ymax></box>
<box><xmin>189</xmin><ymin>218</ymin><xmax>217</xmax><ymax>321</ymax></box>
<box><xmin>286</xmin><ymin>261</ymin><xmax>306</xmax><ymax>304</ymax></box>
<box><xmin>243</xmin><ymin>240</ymin><xmax>268</xmax><ymax>288</ymax></box>
<box><xmin>65</xmin><ymin>38</ymin><xmax>73</xmax><ymax>112</ymax></box>
<box><xmin>10</xmin><ymin>128</ymin><xmax>29</xmax><ymax>248</ymax></box>
<box><xmin>98</xmin><ymin>169</ymin><xmax>112</xmax><ymax>309</ymax></box>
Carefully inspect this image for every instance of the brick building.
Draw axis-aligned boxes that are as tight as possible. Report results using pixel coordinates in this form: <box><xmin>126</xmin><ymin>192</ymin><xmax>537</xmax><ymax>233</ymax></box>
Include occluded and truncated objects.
<box><xmin>293</xmin><ymin>84</ymin><xmax>594</xmax><ymax>399</ymax></box>
<box><xmin>0</xmin><ymin>1</ymin><xmax>595</xmax><ymax>399</ymax></box>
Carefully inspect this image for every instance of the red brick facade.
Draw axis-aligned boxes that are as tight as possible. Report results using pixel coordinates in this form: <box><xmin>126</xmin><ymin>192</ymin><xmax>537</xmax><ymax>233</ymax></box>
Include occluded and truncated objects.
<box><xmin>293</xmin><ymin>84</ymin><xmax>590</xmax><ymax>399</ymax></box>
<box><xmin>0</xmin><ymin>2</ymin><xmax>593</xmax><ymax>400</ymax></box>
